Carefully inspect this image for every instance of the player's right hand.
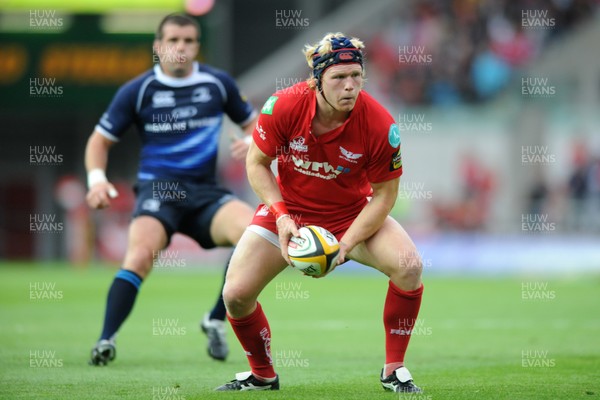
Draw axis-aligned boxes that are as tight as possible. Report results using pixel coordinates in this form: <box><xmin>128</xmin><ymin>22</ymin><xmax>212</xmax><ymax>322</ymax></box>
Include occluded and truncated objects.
<box><xmin>86</xmin><ymin>182</ymin><xmax>119</xmax><ymax>209</ymax></box>
<box><xmin>276</xmin><ymin>215</ymin><xmax>300</xmax><ymax>265</ymax></box>
<box><xmin>230</xmin><ymin>137</ymin><xmax>251</xmax><ymax>161</ymax></box>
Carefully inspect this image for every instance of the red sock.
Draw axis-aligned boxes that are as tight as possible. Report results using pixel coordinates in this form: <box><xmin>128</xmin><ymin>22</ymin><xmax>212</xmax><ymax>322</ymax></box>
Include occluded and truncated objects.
<box><xmin>384</xmin><ymin>281</ymin><xmax>424</xmax><ymax>364</ymax></box>
<box><xmin>227</xmin><ymin>302</ymin><xmax>275</xmax><ymax>379</ymax></box>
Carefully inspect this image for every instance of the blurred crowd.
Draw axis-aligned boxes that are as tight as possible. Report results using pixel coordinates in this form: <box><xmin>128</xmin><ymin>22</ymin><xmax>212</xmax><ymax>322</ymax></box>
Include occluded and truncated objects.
<box><xmin>432</xmin><ymin>153</ymin><xmax>495</xmax><ymax>231</ymax></box>
<box><xmin>365</xmin><ymin>0</ymin><xmax>597</xmax><ymax>105</ymax></box>
<box><xmin>528</xmin><ymin>140</ymin><xmax>600</xmax><ymax>233</ymax></box>
<box><xmin>428</xmin><ymin>141</ymin><xmax>600</xmax><ymax>233</ymax></box>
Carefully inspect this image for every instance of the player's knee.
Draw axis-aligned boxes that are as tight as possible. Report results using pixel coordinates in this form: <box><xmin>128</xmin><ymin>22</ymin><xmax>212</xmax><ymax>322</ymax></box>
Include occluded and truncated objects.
<box><xmin>222</xmin><ymin>283</ymin><xmax>254</xmax><ymax>317</ymax></box>
<box><xmin>124</xmin><ymin>246</ymin><xmax>155</xmax><ymax>276</ymax></box>
<box><xmin>396</xmin><ymin>248</ymin><xmax>423</xmax><ymax>281</ymax></box>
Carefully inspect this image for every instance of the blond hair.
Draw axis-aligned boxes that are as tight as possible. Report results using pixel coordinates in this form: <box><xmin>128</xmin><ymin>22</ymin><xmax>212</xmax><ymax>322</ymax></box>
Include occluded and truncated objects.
<box><xmin>303</xmin><ymin>32</ymin><xmax>365</xmax><ymax>90</ymax></box>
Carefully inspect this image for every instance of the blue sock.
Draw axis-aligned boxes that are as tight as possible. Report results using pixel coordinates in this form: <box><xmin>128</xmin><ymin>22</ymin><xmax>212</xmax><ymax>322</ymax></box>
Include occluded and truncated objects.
<box><xmin>99</xmin><ymin>270</ymin><xmax>143</xmax><ymax>341</ymax></box>
<box><xmin>208</xmin><ymin>252</ymin><xmax>231</xmax><ymax>321</ymax></box>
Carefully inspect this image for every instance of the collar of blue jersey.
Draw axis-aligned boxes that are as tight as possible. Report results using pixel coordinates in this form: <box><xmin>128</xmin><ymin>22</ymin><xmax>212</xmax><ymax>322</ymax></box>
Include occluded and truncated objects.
<box><xmin>312</xmin><ymin>40</ymin><xmax>363</xmax><ymax>90</ymax></box>
<box><xmin>154</xmin><ymin>61</ymin><xmax>203</xmax><ymax>87</ymax></box>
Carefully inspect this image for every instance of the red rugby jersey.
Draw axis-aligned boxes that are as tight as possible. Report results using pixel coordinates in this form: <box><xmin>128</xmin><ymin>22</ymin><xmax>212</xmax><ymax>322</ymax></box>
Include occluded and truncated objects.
<box><xmin>253</xmin><ymin>82</ymin><xmax>402</xmax><ymax>222</ymax></box>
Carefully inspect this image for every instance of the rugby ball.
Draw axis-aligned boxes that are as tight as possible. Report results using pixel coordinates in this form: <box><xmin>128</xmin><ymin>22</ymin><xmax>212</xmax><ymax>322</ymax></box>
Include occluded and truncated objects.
<box><xmin>288</xmin><ymin>225</ymin><xmax>340</xmax><ymax>276</ymax></box>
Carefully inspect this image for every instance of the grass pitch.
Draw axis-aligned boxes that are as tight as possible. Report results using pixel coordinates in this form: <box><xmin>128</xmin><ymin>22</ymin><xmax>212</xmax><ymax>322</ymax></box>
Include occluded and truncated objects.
<box><xmin>1</xmin><ymin>263</ymin><xmax>599</xmax><ymax>399</ymax></box>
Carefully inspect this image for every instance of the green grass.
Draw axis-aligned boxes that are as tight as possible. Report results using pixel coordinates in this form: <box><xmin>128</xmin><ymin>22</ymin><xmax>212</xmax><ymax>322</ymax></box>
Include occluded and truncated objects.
<box><xmin>1</xmin><ymin>263</ymin><xmax>599</xmax><ymax>399</ymax></box>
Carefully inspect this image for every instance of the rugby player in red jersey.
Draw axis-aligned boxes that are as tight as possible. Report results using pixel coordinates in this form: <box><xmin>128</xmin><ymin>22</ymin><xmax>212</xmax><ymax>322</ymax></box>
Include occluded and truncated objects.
<box><xmin>216</xmin><ymin>33</ymin><xmax>423</xmax><ymax>393</ymax></box>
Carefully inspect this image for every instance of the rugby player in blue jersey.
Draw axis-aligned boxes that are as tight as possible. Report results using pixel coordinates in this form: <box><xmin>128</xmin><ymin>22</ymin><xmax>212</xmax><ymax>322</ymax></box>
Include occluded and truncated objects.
<box><xmin>85</xmin><ymin>13</ymin><xmax>257</xmax><ymax>365</ymax></box>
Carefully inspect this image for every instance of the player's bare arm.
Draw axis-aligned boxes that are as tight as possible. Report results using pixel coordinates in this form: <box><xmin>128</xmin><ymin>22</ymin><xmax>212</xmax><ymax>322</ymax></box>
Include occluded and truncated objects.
<box><xmin>246</xmin><ymin>140</ymin><xmax>300</xmax><ymax>262</ymax></box>
<box><xmin>84</xmin><ymin>130</ymin><xmax>118</xmax><ymax>209</ymax></box>
<box><xmin>245</xmin><ymin>140</ymin><xmax>280</xmax><ymax>207</ymax></box>
<box><xmin>338</xmin><ymin>177</ymin><xmax>400</xmax><ymax>264</ymax></box>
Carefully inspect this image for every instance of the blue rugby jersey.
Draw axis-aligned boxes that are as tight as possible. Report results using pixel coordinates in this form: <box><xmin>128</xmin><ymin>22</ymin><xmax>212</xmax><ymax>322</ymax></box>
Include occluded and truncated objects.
<box><xmin>95</xmin><ymin>62</ymin><xmax>256</xmax><ymax>183</ymax></box>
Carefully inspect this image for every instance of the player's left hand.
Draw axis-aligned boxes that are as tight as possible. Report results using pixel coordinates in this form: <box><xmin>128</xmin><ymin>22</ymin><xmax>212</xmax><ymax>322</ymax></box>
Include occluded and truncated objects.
<box><xmin>230</xmin><ymin>136</ymin><xmax>251</xmax><ymax>161</ymax></box>
<box><xmin>336</xmin><ymin>240</ymin><xmax>352</xmax><ymax>265</ymax></box>
<box><xmin>310</xmin><ymin>241</ymin><xmax>350</xmax><ymax>279</ymax></box>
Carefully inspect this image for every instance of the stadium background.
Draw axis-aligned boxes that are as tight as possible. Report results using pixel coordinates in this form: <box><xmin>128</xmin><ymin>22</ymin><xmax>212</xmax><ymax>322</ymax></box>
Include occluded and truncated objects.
<box><xmin>1</xmin><ymin>1</ymin><xmax>599</xmax><ymax>399</ymax></box>
<box><xmin>1</xmin><ymin>0</ymin><xmax>599</xmax><ymax>271</ymax></box>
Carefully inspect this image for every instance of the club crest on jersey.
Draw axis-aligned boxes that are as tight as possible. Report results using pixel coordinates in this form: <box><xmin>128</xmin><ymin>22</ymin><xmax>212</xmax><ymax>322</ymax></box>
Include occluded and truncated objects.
<box><xmin>191</xmin><ymin>87</ymin><xmax>212</xmax><ymax>103</ymax></box>
<box><xmin>388</xmin><ymin>123</ymin><xmax>401</xmax><ymax>148</ymax></box>
<box><xmin>339</xmin><ymin>146</ymin><xmax>363</xmax><ymax>164</ymax></box>
<box><xmin>289</xmin><ymin>136</ymin><xmax>308</xmax><ymax>152</ymax></box>
<box><xmin>152</xmin><ymin>91</ymin><xmax>175</xmax><ymax>108</ymax></box>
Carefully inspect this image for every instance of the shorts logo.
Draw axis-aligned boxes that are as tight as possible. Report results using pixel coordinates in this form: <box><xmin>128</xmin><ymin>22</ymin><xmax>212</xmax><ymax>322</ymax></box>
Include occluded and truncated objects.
<box><xmin>192</xmin><ymin>87</ymin><xmax>212</xmax><ymax>103</ymax></box>
<box><xmin>339</xmin><ymin>146</ymin><xmax>363</xmax><ymax>163</ymax></box>
<box><xmin>289</xmin><ymin>136</ymin><xmax>308</xmax><ymax>152</ymax></box>
<box><xmin>256</xmin><ymin>205</ymin><xmax>269</xmax><ymax>216</ymax></box>
<box><xmin>142</xmin><ymin>199</ymin><xmax>160</xmax><ymax>212</ymax></box>
<box><xmin>389</xmin><ymin>148</ymin><xmax>402</xmax><ymax>171</ymax></box>
<box><xmin>152</xmin><ymin>91</ymin><xmax>175</xmax><ymax>108</ymax></box>
<box><xmin>261</xmin><ymin>96</ymin><xmax>278</xmax><ymax>115</ymax></box>
<box><xmin>388</xmin><ymin>123</ymin><xmax>401</xmax><ymax>148</ymax></box>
